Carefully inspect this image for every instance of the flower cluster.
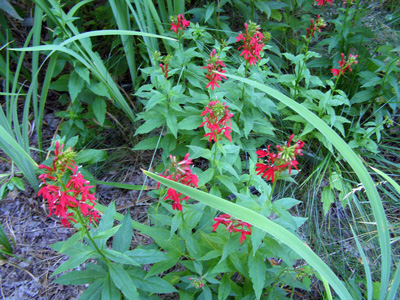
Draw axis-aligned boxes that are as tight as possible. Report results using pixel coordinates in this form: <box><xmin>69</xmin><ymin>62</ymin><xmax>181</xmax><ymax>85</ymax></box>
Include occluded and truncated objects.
<box><xmin>236</xmin><ymin>21</ymin><xmax>265</xmax><ymax>65</ymax></box>
<box><xmin>188</xmin><ymin>276</ymin><xmax>205</xmax><ymax>289</ymax></box>
<box><xmin>315</xmin><ymin>0</ymin><xmax>333</xmax><ymax>6</ymax></box>
<box><xmin>255</xmin><ymin>134</ymin><xmax>304</xmax><ymax>183</ymax></box>
<box><xmin>212</xmin><ymin>214</ymin><xmax>251</xmax><ymax>244</ymax></box>
<box><xmin>330</xmin><ymin>53</ymin><xmax>358</xmax><ymax>76</ymax></box>
<box><xmin>170</xmin><ymin>14</ymin><xmax>190</xmax><ymax>33</ymax></box>
<box><xmin>201</xmin><ymin>49</ymin><xmax>227</xmax><ymax>90</ymax></box>
<box><xmin>199</xmin><ymin>100</ymin><xmax>233</xmax><ymax>143</ymax></box>
<box><xmin>38</xmin><ymin>141</ymin><xmax>100</xmax><ymax>228</ymax></box>
<box><xmin>306</xmin><ymin>15</ymin><xmax>326</xmax><ymax>39</ymax></box>
<box><xmin>158</xmin><ymin>153</ymin><xmax>198</xmax><ymax>211</ymax></box>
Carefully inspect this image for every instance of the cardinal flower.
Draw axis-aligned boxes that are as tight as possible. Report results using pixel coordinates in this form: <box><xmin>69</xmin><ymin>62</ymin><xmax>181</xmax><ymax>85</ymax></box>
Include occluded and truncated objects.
<box><xmin>199</xmin><ymin>100</ymin><xmax>233</xmax><ymax>143</ymax></box>
<box><xmin>315</xmin><ymin>0</ymin><xmax>333</xmax><ymax>6</ymax></box>
<box><xmin>170</xmin><ymin>14</ymin><xmax>190</xmax><ymax>33</ymax></box>
<box><xmin>201</xmin><ymin>49</ymin><xmax>226</xmax><ymax>90</ymax></box>
<box><xmin>331</xmin><ymin>53</ymin><xmax>358</xmax><ymax>76</ymax></box>
<box><xmin>212</xmin><ymin>214</ymin><xmax>251</xmax><ymax>244</ymax></box>
<box><xmin>255</xmin><ymin>134</ymin><xmax>304</xmax><ymax>183</ymax></box>
<box><xmin>157</xmin><ymin>153</ymin><xmax>198</xmax><ymax>211</ymax></box>
<box><xmin>236</xmin><ymin>21</ymin><xmax>265</xmax><ymax>65</ymax></box>
<box><xmin>38</xmin><ymin>141</ymin><xmax>100</xmax><ymax>228</ymax></box>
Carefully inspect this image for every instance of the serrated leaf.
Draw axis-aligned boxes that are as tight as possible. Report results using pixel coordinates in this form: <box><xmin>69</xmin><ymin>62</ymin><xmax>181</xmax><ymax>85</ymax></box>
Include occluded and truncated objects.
<box><xmin>218</xmin><ymin>273</ymin><xmax>231</xmax><ymax>300</ymax></box>
<box><xmin>197</xmin><ymin>168</ymin><xmax>214</xmax><ymax>187</ymax></box>
<box><xmin>322</xmin><ymin>187</ymin><xmax>335</xmax><ymax>216</ymax></box>
<box><xmin>248</xmin><ymin>251</ymin><xmax>266</xmax><ymax>299</ymax></box>
<box><xmin>89</xmin><ymin>81</ymin><xmax>111</xmax><ymax>98</ymax></box>
<box><xmin>79</xmin><ymin>278</ymin><xmax>103</xmax><ymax>300</ymax></box>
<box><xmin>178</xmin><ymin>116</ymin><xmax>203</xmax><ymax>130</ymax></box>
<box><xmin>109</xmin><ymin>264</ymin><xmax>139</xmax><ymax>300</ymax></box>
<box><xmin>76</xmin><ymin>149</ymin><xmax>107</xmax><ymax>164</ymax></box>
<box><xmin>198</xmin><ymin>249</ymin><xmax>222</xmax><ymax>261</ymax></box>
<box><xmin>124</xmin><ymin>249</ymin><xmax>167</xmax><ymax>264</ymax></box>
<box><xmin>92</xmin><ymin>97</ymin><xmax>107</xmax><ymax>126</ymax></box>
<box><xmin>93</xmin><ymin>225</ymin><xmax>121</xmax><ymax>240</ymax></box>
<box><xmin>132</xmin><ymin>136</ymin><xmax>161</xmax><ymax>151</ymax></box>
<box><xmin>69</xmin><ymin>72</ymin><xmax>84</xmax><ymax>102</ymax></box>
<box><xmin>113</xmin><ymin>211</ymin><xmax>132</xmax><ymax>253</ymax></box>
<box><xmin>52</xmin><ymin>250</ymin><xmax>95</xmax><ymax>276</ymax></box>
<box><xmin>54</xmin><ymin>269</ymin><xmax>105</xmax><ymax>285</ymax></box>
<box><xmin>166</xmin><ymin>112</ymin><xmax>177</xmax><ymax>138</ymax></box>
<box><xmin>135</xmin><ymin>118</ymin><xmax>164</xmax><ymax>135</ymax></box>
<box><xmin>75</xmin><ymin>63</ymin><xmax>90</xmax><ymax>84</ymax></box>
<box><xmin>101</xmin><ymin>274</ymin><xmax>121</xmax><ymax>300</ymax></box>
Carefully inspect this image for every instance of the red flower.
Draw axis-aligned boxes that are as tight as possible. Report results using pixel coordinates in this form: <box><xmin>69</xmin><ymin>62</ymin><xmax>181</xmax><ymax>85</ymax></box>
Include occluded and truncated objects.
<box><xmin>256</xmin><ymin>134</ymin><xmax>304</xmax><ymax>183</ymax></box>
<box><xmin>201</xmin><ymin>49</ymin><xmax>227</xmax><ymax>90</ymax></box>
<box><xmin>306</xmin><ymin>15</ymin><xmax>326</xmax><ymax>39</ymax></box>
<box><xmin>315</xmin><ymin>0</ymin><xmax>333</xmax><ymax>6</ymax></box>
<box><xmin>37</xmin><ymin>142</ymin><xmax>100</xmax><ymax>228</ymax></box>
<box><xmin>199</xmin><ymin>100</ymin><xmax>233</xmax><ymax>143</ymax></box>
<box><xmin>330</xmin><ymin>53</ymin><xmax>358</xmax><ymax>77</ymax></box>
<box><xmin>157</xmin><ymin>153</ymin><xmax>199</xmax><ymax>211</ymax></box>
<box><xmin>236</xmin><ymin>22</ymin><xmax>265</xmax><ymax>65</ymax></box>
<box><xmin>212</xmin><ymin>214</ymin><xmax>251</xmax><ymax>244</ymax></box>
<box><xmin>170</xmin><ymin>14</ymin><xmax>190</xmax><ymax>33</ymax></box>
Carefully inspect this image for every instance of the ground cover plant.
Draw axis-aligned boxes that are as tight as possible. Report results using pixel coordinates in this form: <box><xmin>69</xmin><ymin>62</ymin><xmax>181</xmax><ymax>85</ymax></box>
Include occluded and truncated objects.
<box><xmin>0</xmin><ymin>0</ymin><xmax>399</xmax><ymax>299</ymax></box>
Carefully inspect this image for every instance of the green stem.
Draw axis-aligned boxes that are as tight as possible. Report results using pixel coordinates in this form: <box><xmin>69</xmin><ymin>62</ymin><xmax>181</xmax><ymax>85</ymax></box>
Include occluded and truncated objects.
<box><xmin>212</xmin><ymin>140</ymin><xmax>218</xmax><ymax>185</ymax></box>
<box><xmin>268</xmin><ymin>178</ymin><xmax>277</xmax><ymax>203</ymax></box>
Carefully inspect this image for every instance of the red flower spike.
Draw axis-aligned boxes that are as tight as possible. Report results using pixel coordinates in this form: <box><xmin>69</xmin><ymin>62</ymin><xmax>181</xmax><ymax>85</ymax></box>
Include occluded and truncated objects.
<box><xmin>199</xmin><ymin>100</ymin><xmax>233</xmax><ymax>143</ymax></box>
<box><xmin>157</xmin><ymin>153</ymin><xmax>198</xmax><ymax>211</ymax></box>
<box><xmin>315</xmin><ymin>0</ymin><xmax>333</xmax><ymax>6</ymax></box>
<box><xmin>201</xmin><ymin>49</ymin><xmax>226</xmax><ymax>90</ymax></box>
<box><xmin>331</xmin><ymin>53</ymin><xmax>358</xmax><ymax>77</ymax></box>
<box><xmin>37</xmin><ymin>143</ymin><xmax>100</xmax><ymax>228</ymax></box>
<box><xmin>170</xmin><ymin>14</ymin><xmax>190</xmax><ymax>33</ymax></box>
<box><xmin>236</xmin><ymin>21</ymin><xmax>265</xmax><ymax>65</ymax></box>
<box><xmin>212</xmin><ymin>214</ymin><xmax>252</xmax><ymax>244</ymax></box>
<box><xmin>256</xmin><ymin>135</ymin><xmax>304</xmax><ymax>183</ymax></box>
<box><xmin>306</xmin><ymin>15</ymin><xmax>326</xmax><ymax>39</ymax></box>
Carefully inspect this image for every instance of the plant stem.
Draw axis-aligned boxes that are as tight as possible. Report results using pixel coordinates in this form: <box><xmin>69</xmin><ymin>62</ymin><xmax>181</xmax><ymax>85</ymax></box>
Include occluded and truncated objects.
<box><xmin>268</xmin><ymin>178</ymin><xmax>277</xmax><ymax>202</ymax></box>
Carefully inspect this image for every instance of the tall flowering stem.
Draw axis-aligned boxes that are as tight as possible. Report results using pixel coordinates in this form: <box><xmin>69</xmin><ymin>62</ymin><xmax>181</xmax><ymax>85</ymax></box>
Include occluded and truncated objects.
<box><xmin>236</xmin><ymin>21</ymin><xmax>265</xmax><ymax>66</ymax></box>
<box><xmin>305</xmin><ymin>15</ymin><xmax>326</xmax><ymax>52</ymax></box>
<box><xmin>212</xmin><ymin>214</ymin><xmax>251</xmax><ymax>244</ymax></box>
<box><xmin>330</xmin><ymin>53</ymin><xmax>358</xmax><ymax>93</ymax></box>
<box><xmin>201</xmin><ymin>49</ymin><xmax>226</xmax><ymax>90</ymax></box>
<box><xmin>256</xmin><ymin>135</ymin><xmax>304</xmax><ymax>200</ymax></box>
<box><xmin>170</xmin><ymin>14</ymin><xmax>190</xmax><ymax>50</ymax></box>
<box><xmin>157</xmin><ymin>154</ymin><xmax>199</xmax><ymax>212</ymax></box>
<box><xmin>37</xmin><ymin>141</ymin><xmax>100</xmax><ymax>228</ymax></box>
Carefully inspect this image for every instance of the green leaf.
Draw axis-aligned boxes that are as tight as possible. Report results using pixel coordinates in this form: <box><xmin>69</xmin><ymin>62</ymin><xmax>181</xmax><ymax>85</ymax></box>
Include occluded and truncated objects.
<box><xmin>101</xmin><ymin>274</ymin><xmax>121</xmax><ymax>300</ymax></box>
<box><xmin>143</xmin><ymin>170</ymin><xmax>354</xmax><ymax>299</ymax></box>
<box><xmin>109</xmin><ymin>264</ymin><xmax>140</xmax><ymax>300</ymax></box>
<box><xmin>69</xmin><ymin>72</ymin><xmax>84</xmax><ymax>102</ymax></box>
<box><xmin>0</xmin><ymin>0</ymin><xmax>23</xmax><ymax>20</ymax></box>
<box><xmin>197</xmin><ymin>168</ymin><xmax>214</xmax><ymax>187</ymax></box>
<box><xmin>132</xmin><ymin>136</ymin><xmax>161</xmax><ymax>151</ymax></box>
<box><xmin>166</xmin><ymin>111</ymin><xmax>178</xmax><ymax>138</ymax></box>
<box><xmin>322</xmin><ymin>187</ymin><xmax>335</xmax><ymax>216</ymax></box>
<box><xmin>248</xmin><ymin>251</ymin><xmax>266</xmax><ymax>300</ymax></box>
<box><xmin>79</xmin><ymin>278</ymin><xmax>104</xmax><ymax>300</ymax></box>
<box><xmin>124</xmin><ymin>249</ymin><xmax>167</xmax><ymax>265</ymax></box>
<box><xmin>98</xmin><ymin>202</ymin><xmax>116</xmax><ymax>238</ymax></box>
<box><xmin>54</xmin><ymin>269</ymin><xmax>105</xmax><ymax>285</ymax></box>
<box><xmin>75</xmin><ymin>63</ymin><xmax>90</xmax><ymax>84</ymax></box>
<box><xmin>10</xmin><ymin>177</ymin><xmax>24</xmax><ymax>191</ymax></box>
<box><xmin>204</xmin><ymin>2</ymin><xmax>214</xmax><ymax>23</ymax></box>
<box><xmin>92</xmin><ymin>97</ymin><xmax>107</xmax><ymax>126</ymax></box>
<box><xmin>52</xmin><ymin>250</ymin><xmax>95</xmax><ymax>276</ymax></box>
<box><xmin>198</xmin><ymin>249</ymin><xmax>222</xmax><ymax>261</ymax></box>
<box><xmin>218</xmin><ymin>273</ymin><xmax>232</xmax><ymax>300</ymax></box>
<box><xmin>135</xmin><ymin>118</ymin><xmax>164</xmax><ymax>135</ymax></box>
<box><xmin>102</xmin><ymin>249</ymin><xmax>140</xmax><ymax>266</ymax></box>
<box><xmin>129</xmin><ymin>269</ymin><xmax>177</xmax><ymax>294</ymax></box>
<box><xmin>178</xmin><ymin>116</ymin><xmax>203</xmax><ymax>130</ymax></box>
<box><xmin>93</xmin><ymin>225</ymin><xmax>121</xmax><ymax>240</ymax></box>
<box><xmin>58</xmin><ymin>232</ymin><xmax>82</xmax><ymax>253</ymax></box>
<box><xmin>113</xmin><ymin>211</ymin><xmax>133</xmax><ymax>253</ymax></box>
<box><xmin>146</xmin><ymin>254</ymin><xmax>180</xmax><ymax>278</ymax></box>
<box><xmin>89</xmin><ymin>81</ymin><xmax>111</xmax><ymax>98</ymax></box>
<box><xmin>76</xmin><ymin>149</ymin><xmax>107</xmax><ymax>164</ymax></box>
